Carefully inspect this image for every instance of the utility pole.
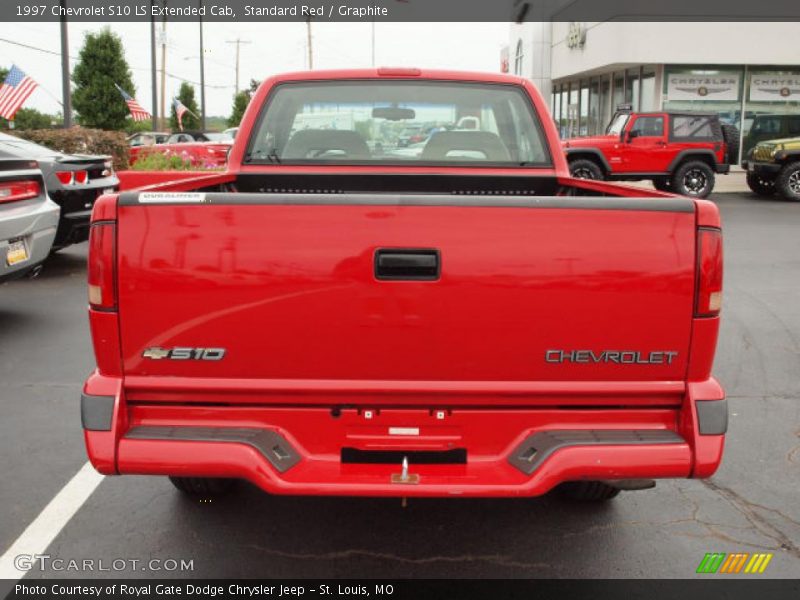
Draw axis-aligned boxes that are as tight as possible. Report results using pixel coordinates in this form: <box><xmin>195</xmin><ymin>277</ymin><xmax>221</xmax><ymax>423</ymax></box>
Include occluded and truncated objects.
<box><xmin>371</xmin><ymin>20</ymin><xmax>375</xmax><ymax>67</ymax></box>
<box><xmin>199</xmin><ymin>1</ymin><xmax>206</xmax><ymax>129</ymax></box>
<box><xmin>306</xmin><ymin>19</ymin><xmax>313</xmax><ymax>69</ymax></box>
<box><xmin>59</xmin><ymin>0</ymin><xmax>71</xmax><ymax>127</ymax></box>
<box><xmin>159</xmin><ymin>3</ymin><xmax>167</xmax><ymax>130</ymax></box>
<box><xmin>226</xmin><ymin>38</ymin><xmax>251</xmax><ymax>92</ymax></box>
<box><xmin>150</xmin><ymin>1</ymin><xmax>158</xmax><ymax>128</ymax></box>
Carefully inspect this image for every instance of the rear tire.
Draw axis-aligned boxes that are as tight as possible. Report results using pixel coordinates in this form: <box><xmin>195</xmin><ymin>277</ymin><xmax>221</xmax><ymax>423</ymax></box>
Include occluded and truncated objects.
<box><xmin>721</xmin><ymin>123</ymin><xmax>740</xmax><ymax>165</ymax></box>
<box><xmin>671</xmin><ymin>160</ymin><xmax>715</xmax><ymax>199</ymax></box>
<box><xmin>775</xmin><ymin>161</ymin><xmax>800</xmax><ymax>201</ymax></box>
<box><xmin>556</xmin><ymin>481</ymin><xmax>621</xmax><ymax>502</ymax></box>
<box><xmin>746</xmin><ymin>172</ymin><xmax>776</xmax><ymax>197</ymax></box>
<box><xmin>169</xmin><ymin>476</ymin><xmax>236</xmax><ymax>496</ymax></box>
<box><xmin>569</xmin><ymin>158</ymin><xmax>604</xmax><ymax>180</ymax></box>
<box><xmin>652</xmin><ymin>177</ymin><xmax>672</xmax><ymax>192</ymax></box>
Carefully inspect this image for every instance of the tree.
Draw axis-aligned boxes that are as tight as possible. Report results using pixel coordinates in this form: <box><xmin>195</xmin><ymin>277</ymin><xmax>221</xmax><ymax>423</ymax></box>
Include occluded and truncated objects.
<box><xmin>170</xmin><ymin>82</ymin><xmax>200</xmax><ymax>131</ymax></box>
<box><xmin>13</xmin><ymin>108</ymin><xmax>57</xmax><ymax>130</ymax></box>
<box><xmin>124</xmin><ymin>118</ymin><xmax>154</xmax><ymax>135</ymax></box>
<box><xmin>71</xmin><ymin>28</ymin><xmax>136</xmax><ymax>130</ymax></box>
<box><xmin>228</xmin><ymin>91</ymin><xmax>250</xmax><ymax>127</ymax></box>
<box><xmin>227</xmin><ymin>79</ymin><xmax>260</xmax><ymax>128</ymax></box>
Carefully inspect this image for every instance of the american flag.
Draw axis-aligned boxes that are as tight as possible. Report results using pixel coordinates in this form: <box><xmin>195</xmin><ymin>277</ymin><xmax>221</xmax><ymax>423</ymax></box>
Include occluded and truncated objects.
<box><xmin>173</xmin><ymin>97</ymin><xmax>195</xmax><ymax>131</ymax></box>
<box><xmin>115</xmin><ymin>83</ymin><xmax>151</xmax><ymax>122</ymax></box>
<box><xmin>0</xmin><ymin>65</ymin><xmax>38</xmax><ymax>121</ymax></box>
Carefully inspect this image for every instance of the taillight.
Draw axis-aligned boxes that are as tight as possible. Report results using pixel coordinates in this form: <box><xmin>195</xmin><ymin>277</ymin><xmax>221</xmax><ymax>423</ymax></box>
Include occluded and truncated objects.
<box><xmin>88</xmin><ymin>223</ymin><xmax>116</xmax><ymax>310</ymax></box>
<box><xmin>0</xmin><ymin>180</ymin><xmax>39</xmax><ymax>204</ymax></box>
<box><xmin>74</xmin><ymin>170</ymin><xmax>88</xmax><ymax>184</ymax></box>
<box><xmin>56</xmin><ymin>171</ymin><xmax>73</xmax><ymax>185</ymax></box>
<box><xmin>695</xmin><ymin>228</ymin><xmax>723</xmax><ymax>317</ymax></box>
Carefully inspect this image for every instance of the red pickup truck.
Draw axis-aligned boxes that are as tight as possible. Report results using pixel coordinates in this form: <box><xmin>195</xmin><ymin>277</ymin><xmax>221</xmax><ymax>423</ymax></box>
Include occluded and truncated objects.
<box><xmin>82</xmin><ymin>69</ymin><xmax>725</xmax><ymax>502</ymax></box>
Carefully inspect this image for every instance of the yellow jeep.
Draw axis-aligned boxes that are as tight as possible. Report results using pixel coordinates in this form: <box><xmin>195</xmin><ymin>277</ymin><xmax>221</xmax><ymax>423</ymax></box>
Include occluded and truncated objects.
<box><xmin>742</xmin><ymin>137</ymin><xmax>800</xmax><ymax>200</ymax></box>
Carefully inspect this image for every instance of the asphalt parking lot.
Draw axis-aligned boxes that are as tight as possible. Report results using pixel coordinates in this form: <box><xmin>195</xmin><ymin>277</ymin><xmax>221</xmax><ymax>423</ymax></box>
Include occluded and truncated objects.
<box><xmin>1</xmin><ymin>191</ymin><xmax>799</xmax><ymax>580</ymax></box>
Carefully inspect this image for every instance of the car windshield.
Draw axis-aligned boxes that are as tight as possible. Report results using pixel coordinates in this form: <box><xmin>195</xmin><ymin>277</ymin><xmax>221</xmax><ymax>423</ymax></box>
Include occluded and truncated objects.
<box><xmin>245</xmin><ymin>81</ymin><xmax>551</xmax><ymax>166</ymax></box>
<box><xmin>605</xmin><ymin>113</ymin><xmax>630</xmax><ymax>136</ymax></box>
<box><xmin>204</xmin><ymin>133</ymin><xmax>230</xmax><ymax>142</ymax></box>
<box><xmin>0</xmin><ymin>133</ymin><xmax>60</xmax><ymax>158</ymax></box>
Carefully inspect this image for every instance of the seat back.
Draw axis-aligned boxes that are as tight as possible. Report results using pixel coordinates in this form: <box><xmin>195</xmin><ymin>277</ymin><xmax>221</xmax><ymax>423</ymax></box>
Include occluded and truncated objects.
<box><xmin>283</xmin><ymin>130</ymin><xmax>370</xmax><ymax>159</ymax></box>
<box><xmin>420</xmin><ymin>131</ymin><xmax>511</xmax><ymax>161</ymax></box>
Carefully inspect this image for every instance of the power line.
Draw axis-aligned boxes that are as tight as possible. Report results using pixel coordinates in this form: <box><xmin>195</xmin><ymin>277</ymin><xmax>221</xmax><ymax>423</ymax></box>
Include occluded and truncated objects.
<box><xmin>0</xmin><ymin>37</ymin><xmax>234</xmax><ymax>90</ymax></box>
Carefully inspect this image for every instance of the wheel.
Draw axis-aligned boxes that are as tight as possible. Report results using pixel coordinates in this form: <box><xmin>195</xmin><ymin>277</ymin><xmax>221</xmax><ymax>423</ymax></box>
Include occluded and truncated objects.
<box><xmin>721</xmin><ymin>123</ymin><xmax>740</xmax><ymax>165</ymax></box>
<box><xmin>746</xmin><ymin>172</ymin><xmax>776</xmax><ymax>197</ymax></box>
<box><xmin>169</xmin><ymin>476</ymin><xmax>236</xmax><ymax>496</ymax></box>
<box><xmin>652</xmin><ymin>177</ymin><xmax>672</xmax><ymax>192</ymax></box>
<box><xmin>569</xmin><ymin>158</ymin><xmax>604</xmax><ymax>180</ymax></box>
<box><xmin>775</xmin><ymin>161</ymin><xmax>800</xmax><ymax>201</ymax></box>
<box><xmin>671</xmin><ymin>160</ymin><xmax>715</xmax><ymax>199</ymax></box>
<box><xmin>556</xmin><ymin>481</ymin><xmax>620</xmax><ymax>502</ymax></box>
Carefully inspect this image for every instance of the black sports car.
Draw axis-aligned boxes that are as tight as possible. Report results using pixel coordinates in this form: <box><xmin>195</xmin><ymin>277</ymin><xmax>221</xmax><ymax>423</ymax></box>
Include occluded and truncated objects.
<box><xmin>0</xmin><ymin>133</ymin><xmax>119</xmax><ymax>250</ymax></box>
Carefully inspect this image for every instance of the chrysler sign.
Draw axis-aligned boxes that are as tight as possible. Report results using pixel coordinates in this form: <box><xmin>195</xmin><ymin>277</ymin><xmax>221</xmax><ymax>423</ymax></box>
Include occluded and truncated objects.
<box><xmin>667</xmin><ymin>73</ymin><xmax>740</xmax><ymax>102</ymax></box>
<box><xmin>750</xmin><ymin>75</ymin><xmax>800</xmax><ymax>101</ymax></box>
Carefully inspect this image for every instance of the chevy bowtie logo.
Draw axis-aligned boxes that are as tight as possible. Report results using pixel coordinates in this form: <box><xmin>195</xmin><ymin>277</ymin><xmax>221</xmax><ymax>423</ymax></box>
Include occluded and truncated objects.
<box><xmin>697</xmin><ymin>552</ymin><xmax>773</xmax><ymax>574</ymax></box>
<box><xmin>142</xmin><ymin>347</ymin><xmax>226</xmax><ymax>361</ymax></box>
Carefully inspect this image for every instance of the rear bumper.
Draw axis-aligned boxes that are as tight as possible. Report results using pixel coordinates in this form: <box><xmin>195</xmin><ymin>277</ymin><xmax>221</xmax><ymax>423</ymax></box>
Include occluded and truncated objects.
<box><xmin>715</xmin><ymin>163</ymin><xmax>731</xmax><ymax>174</ymax></box>
<box><xmin>52</xmin><ymin>184</ymin><xmax>117</xmax><ymax>248</ymax></box>
<box><xmin>0</xmin><ymin>197</ymin><xmax>59</xmax><ymax>281</ymax></box>
<box><xmin>82</xmin><ymin>375</ymin><xmax>726</xmax><ymax>497</ymax></box>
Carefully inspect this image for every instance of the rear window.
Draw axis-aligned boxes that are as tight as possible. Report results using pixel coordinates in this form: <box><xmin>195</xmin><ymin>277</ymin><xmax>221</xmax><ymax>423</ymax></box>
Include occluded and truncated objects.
<box><xmin>245</xmin><ymin>81</ymin><xmax>551</xmax><ymax>167</ymax></box>
<box><xmin>670</xmin><ymin>115</ymin><xmax>720</xmax><ymax>141</ymax></box>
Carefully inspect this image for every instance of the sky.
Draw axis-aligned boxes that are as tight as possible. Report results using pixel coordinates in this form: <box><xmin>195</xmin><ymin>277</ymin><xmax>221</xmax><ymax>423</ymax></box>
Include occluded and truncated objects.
<box><xmin>0</xmin><ymin>21</ymin><xmax>509</xmax><ymax>118</ymax></box>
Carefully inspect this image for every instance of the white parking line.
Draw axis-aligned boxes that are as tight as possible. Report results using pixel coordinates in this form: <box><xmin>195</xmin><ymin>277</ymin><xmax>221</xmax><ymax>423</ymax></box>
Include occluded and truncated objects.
<box><xmin>0</xmin><ymin>462</ymin><xmax>104</xmax><ymax>580</ymax></box>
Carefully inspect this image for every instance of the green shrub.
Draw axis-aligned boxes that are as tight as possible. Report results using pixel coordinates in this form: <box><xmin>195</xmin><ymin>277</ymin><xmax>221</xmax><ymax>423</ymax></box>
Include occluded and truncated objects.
<box><xmin>131</xmin><ymin>150</ymin><xmax>222</xmax><ymax>171</ymax></box>
<box><xmin>14</xmin><ymin>127</ymin><xmax>129</xmax><ymax>170</ymax></box>
<box><xmin>132</xmin><ymin>152</ymin><xmax>193</xmax><ymax>171</ymax></box>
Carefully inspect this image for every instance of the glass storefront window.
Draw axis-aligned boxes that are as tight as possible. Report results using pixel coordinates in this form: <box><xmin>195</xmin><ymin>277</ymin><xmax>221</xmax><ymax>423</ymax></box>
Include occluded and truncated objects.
<box><xmin>579</xmin><ymin>81</ymin><xmax>590</xmax><ymax>136</ymax></box>
<box><xmin>589</xmin><ymin>78</ymin><xmax>600</xmax><ymax>135</ymax></box>
<box><xmin>613</xmin><ymin>73</ymin><xmax>625</xmax><ymax>112</ymax></box>
<box><xmin>743</xmin><ymin>69</ymin><xmax>800</xmax><ymax>155</ymax></box>
<box><xmin>598</xmin><ymin>76</ymin><xmax>610</xmax><ymax>130</ymax></box>
<box><xmin>553</xmin><ymin>86</ymin><xmax>562</xmax><ymax>134</ymax></box>
<box><xmin>663</xmin><ymin>67</ymin><xmax>743</xmax><ymax>126</ymax></box>
<box><xmin>626</xmin><ymin>68</ymin><xmax>640</xmax><ymax>110</ymax></box>
<box><xmin>640</xmin><ymin>67</ymin><xmax>656</xmax><ymax>111</ymax></box>
<box><xmin>568</xmin><ymin>84</ymin><xmax>579</xmax><ymax>137</ymax></box>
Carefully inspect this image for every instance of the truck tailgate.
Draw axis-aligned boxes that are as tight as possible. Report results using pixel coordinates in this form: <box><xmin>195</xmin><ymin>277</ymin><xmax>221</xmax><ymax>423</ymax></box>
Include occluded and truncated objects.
<box><xmin>116</xmin><ymin>194</ymin><xmax>696</xmax><ymax>396</ymax></box>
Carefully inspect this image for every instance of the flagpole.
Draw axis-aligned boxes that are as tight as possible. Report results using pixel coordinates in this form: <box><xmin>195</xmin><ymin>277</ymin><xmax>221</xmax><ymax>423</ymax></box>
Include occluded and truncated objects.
<box><xmin>199</xmin><ymin>1</ymin><xmax>206</xmax><ymax>130</ymax></box>
<box><xmin>150</xmin><ymin>1</ymin><xmax>158</xmax><ymax>129</ymax></box>
<box><xmin>60</xmin><ymin>0</ymin><xmax>72</xmax><ymax>127</ymax></box>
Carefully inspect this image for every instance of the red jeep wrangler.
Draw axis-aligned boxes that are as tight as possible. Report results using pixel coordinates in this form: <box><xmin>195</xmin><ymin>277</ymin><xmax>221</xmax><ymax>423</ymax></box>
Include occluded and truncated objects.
<box><xmin>564</xmin><ymin>107</ymin><xmax>738</xmax><ymax>198</ymax></box>
<box><xmin>82</xmin><ymin>70</ymin><xmax>725</xmax><ymax>502</ymax></box>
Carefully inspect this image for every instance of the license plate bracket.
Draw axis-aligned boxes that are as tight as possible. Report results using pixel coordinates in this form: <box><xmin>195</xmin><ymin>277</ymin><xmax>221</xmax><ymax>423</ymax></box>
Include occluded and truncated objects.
<box><xmin>6</xmin><ymin>239</ymin><xmax>29</xmax><ymax>266</ymax></box>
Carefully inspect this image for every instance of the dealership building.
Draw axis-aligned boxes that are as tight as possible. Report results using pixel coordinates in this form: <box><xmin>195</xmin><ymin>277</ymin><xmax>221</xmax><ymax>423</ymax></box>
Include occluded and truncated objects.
<box><xmin>505</xmin><ymin>22</ymin><xmax>800</xmax><ymax>161</ymax></box>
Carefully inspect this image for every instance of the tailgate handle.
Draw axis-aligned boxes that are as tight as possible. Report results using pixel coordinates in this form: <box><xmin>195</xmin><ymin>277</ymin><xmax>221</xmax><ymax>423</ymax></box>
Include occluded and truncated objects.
<box><xmin>375</xmin><ymin>249</ymin><xmax>440</xmax><ymax>281</ymax></box>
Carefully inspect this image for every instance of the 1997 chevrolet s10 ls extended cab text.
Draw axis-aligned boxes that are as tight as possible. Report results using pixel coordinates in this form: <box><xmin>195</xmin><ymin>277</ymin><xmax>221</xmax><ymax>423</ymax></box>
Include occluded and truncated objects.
<box><xmin>82</xmin><ymin>69</ymin><xmax>725</xmax><ymax>501</ymax></box>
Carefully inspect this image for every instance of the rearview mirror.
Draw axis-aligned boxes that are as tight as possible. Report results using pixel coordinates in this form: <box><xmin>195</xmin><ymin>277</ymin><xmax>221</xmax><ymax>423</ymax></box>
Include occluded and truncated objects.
<box><xmin>372</xmin><ymin>107</ymin><xmax>416</xmax><ymax>121</ymax></box>
<box><xmin>626</xmin><ymin>129</ymin><xmax>640</xmax><ymax>142</ymax></box>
